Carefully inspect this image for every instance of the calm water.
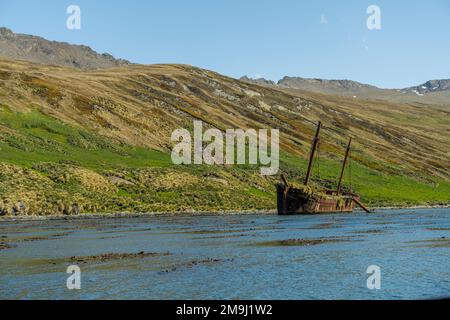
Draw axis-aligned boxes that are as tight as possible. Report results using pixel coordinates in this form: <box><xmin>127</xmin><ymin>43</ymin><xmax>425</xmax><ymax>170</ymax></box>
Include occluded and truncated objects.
<box><xmin>1</xmin><ymin>208</ymin><xmax>450</xmax><ymax>300</ymax></box>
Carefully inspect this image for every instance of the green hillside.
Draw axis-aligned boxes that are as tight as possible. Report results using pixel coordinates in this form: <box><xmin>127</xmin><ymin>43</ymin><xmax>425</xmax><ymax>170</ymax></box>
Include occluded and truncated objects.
<box><xmin>0</xmin><ymin>58</ymin><xmax>449</xmax><ymax>215</ymax></box>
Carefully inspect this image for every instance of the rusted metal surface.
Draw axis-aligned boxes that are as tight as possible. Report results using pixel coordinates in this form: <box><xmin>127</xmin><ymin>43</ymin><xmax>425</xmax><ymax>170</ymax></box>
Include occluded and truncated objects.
<box><xmin>277</xmin><ymin>184</ymin><xmax>357</xmax><ymax>215</ymax></box>
<box><xmin>304</xmin><ymin>121</ymin><xmax>322</xmax><ymax>186</ymax></box>
<box><xmin>281</xmin><ymin>174</ymin><xmax>290</xmax><ymax>188</ymax></box>
<box><xmin>336</xmin><ymin>137</ymin><xmax>352</xmax><ymax>195</ymax></box>
<box><xmin>277</xmin><ymin>121</ymin><xmax>370</xmax><ymax>215</ymax></box>
<box><xmin>353</xmin><ymin>197</ymin><xmax>371</xmax><ymax>213</ymax></box>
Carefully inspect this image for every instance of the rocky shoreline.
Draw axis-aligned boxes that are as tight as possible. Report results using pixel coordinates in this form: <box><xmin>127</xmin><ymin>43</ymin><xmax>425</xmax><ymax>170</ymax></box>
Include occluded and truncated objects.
<box><xmin>0</xmin><ymin>209</ymin><xmax>277</xmax><ymax>222</ymax></box>
<box><xmin>0</xmin><ymin>204</ymin><xmax>449</xmax><ymax>222</ymax></box>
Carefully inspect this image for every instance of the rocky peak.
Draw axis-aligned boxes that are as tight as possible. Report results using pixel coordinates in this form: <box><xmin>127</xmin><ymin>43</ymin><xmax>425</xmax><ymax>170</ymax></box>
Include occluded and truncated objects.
<box><xmin>0</xmin><ymin>27</ymin><xmax>131</xmax><ymax>69</ymax></box>
<box><xmin>401</xmin><ymin>79</ymin><xmax>450</xmax><ymax>95</ymax></box>
<box><xmin>239</xmin><ymin>76</ymin><xmax>276</xmax><ymax>87</ymax></box>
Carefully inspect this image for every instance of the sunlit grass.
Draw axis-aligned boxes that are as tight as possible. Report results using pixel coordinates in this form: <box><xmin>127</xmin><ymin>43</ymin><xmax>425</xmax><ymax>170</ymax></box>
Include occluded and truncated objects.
<box><xmin>0</xmin><ymin>107</ymin><xmax>449</xmax><ymax>214</ymax></box>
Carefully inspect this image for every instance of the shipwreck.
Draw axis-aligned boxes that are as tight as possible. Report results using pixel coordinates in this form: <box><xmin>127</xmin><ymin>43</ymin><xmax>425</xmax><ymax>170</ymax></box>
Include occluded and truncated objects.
<box><xmin>277</xmin><ymin>121</ymin><xmax>370</xmax><ymax>215</ymax></box>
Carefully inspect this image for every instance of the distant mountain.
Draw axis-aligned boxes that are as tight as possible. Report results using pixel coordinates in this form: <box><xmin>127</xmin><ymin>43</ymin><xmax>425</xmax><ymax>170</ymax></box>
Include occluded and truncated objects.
<box><xmin>277</xmin><ymin>76</ymin><xmax>382</xmax><ymax>96</ymax></box>
<box><xmin>240</xmin><ymin>75</ymin><xmax>450</xmax><ymax>107</ymax></box>
<box><xmin>240</xmin><ymin>76</ymin><xmax>276</xmax><ymax>87</ymax></box>
<box><xmin>0</xmin><ymin>27</ymin><xmax>130</xmax><ymax>69</ymax></box>
<box><xmin>239</xmin><ymin>76</ymin><xmax>276</xmax><ymax>86</ymax></box>
<box><xmin>401</xmin><ymin>79</ymin><xmax>450</xmax><ymax>96</ymax></box>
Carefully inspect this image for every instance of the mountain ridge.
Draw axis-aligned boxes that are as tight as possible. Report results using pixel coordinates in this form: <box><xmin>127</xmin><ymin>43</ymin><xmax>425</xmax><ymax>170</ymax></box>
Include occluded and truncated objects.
<box><xmin>0</xmin><ymin>27</ymin><xmax>130</xmax><ymax>70</ymax></box>
<box><xmin>240</xmin><ymin>75</ymin><xmax>450</xmax><ymax>93</ymax></box>
<box><xmin>402</xmin><ymin>79</ymin><xmax>450</xmax><ymax>95</ymax></box>
<box><xmin>240</xmin><ymin>75</ymin><xmax>450</xmax><ymax>106</ymax></box>
<box><xmin>1</xmin><ymin>26</ymin><xmax>448</xmax><ymax>106</ymax></box>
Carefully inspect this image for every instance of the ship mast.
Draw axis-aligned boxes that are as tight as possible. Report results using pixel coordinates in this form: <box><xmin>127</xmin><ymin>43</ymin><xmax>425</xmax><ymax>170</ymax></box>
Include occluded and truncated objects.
<box><xmin>304</xmin><ymin>121</ymin><xmax>322</xmax><ymax>186</ymax></box>
<box><xmin>336</xmin><ymin>137</ymin><xmax>352</xmax><ymax>195</ymax></box>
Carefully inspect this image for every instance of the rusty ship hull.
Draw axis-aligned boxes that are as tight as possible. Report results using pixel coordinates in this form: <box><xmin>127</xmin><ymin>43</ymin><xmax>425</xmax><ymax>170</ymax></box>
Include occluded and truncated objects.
<box><xmin>276</xmin><ymin>121</ymin><xmax>370</xmax><ymax>215</ymax></box>
<box><xmin>276</xmin><ymin>184</ymin><xmax>358</xmax><ymax>215</ymax></box>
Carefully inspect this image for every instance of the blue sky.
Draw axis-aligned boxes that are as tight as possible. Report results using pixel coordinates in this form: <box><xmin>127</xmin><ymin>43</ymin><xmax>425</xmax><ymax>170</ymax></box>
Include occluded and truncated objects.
<box><xmin>1</xmin><ymin>0</ymin><xmax>449</xmax><ymax>88</ymax></box>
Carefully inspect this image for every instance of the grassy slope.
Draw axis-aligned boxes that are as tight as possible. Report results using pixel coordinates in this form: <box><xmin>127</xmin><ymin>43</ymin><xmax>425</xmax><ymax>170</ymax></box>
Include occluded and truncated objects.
<box><xmin>0</xmin><ymin>58</ymin><xmax>449</xmax><ymax>215</ymax></box>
